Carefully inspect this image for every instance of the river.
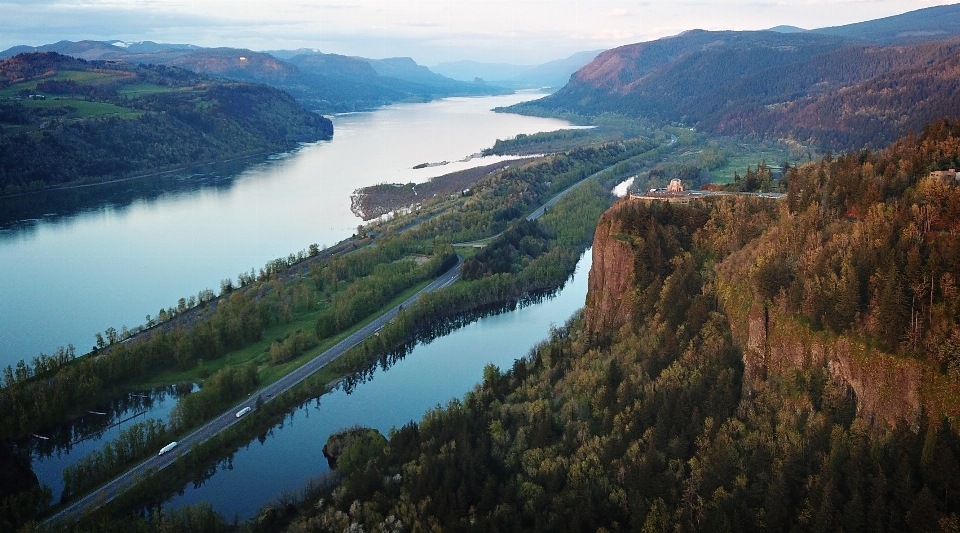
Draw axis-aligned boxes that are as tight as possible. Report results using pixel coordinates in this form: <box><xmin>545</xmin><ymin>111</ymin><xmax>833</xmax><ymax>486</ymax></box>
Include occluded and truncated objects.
<box><xmin>0</xmin><ymin>92</ymin><xmax>572</xmax><ymax>369</ymax></box>
<box><xmin>163</xmin><ymin>249</ymin><xmax>592</xmax><ymax>520</ymax></box>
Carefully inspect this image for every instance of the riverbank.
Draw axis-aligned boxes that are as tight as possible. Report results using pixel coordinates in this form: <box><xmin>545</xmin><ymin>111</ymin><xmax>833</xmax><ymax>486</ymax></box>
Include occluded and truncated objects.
<box><xmin>350</xmin><ymin>158</ymin><xmax>536</xmax><ymax>220</ymax></box>
<box><xmin>0</xmin><ymin>150</ymin><xmax>282</xmax><ymax>200</ymax></box>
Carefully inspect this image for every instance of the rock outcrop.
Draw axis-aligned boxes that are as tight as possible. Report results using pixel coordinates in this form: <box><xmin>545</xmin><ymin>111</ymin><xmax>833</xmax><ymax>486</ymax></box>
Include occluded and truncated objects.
<box><xmin>584</xmin><ymin>200</ymin><xmax>637</xmax><ymax>337</ymax></box>
<box><xmin>740</xmin><ymin>296</ymin><xmax>924</xmax><ymax>428</ymax></box>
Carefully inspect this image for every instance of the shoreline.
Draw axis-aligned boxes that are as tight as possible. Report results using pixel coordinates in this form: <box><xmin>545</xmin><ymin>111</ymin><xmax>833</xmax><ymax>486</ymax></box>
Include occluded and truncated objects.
<box><xmin>0</xmin><ymin>137</ymin><xmax>329</xmax><ymax>200</ymax></box>
<box><xmin>351</xmin><ymin>157</ymin><xmax>538</xmax><ymax>220</ymax></box>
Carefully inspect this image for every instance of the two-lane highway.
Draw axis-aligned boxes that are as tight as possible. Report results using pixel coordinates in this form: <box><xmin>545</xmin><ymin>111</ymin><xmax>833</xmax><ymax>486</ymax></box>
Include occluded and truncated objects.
<box><xmin>47</xmin><ymin>256</ymin><xmax>462</xmax><ymax>524</ymax></box>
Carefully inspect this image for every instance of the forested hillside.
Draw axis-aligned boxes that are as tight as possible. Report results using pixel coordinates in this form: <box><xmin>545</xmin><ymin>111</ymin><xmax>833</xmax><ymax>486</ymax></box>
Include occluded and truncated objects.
<box><xmin>0</xmin><ymin>52</ymin><xmax>333</xmax><ymax>195</ymax></box>
<box><xmin>277</xmin><ymin>121</ymin><xmax>960</xmax><ymax>532</ymax></box>
<box><xmin>811</xmin><ymin>3</ymin><xmax>960</xmax><ymax>44</ymax></box>
<box><xmin>510</xmin><ymin>30</ymin><xmax>960</xmax><ymax>150</ymax></box>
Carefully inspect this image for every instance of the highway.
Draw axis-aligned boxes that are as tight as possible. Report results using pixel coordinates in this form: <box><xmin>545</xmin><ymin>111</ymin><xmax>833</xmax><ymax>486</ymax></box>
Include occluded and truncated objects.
<box><xmin>525</xmin><ymin>134</ymin><xmax>677</xmax><ymax>221</ymax></box>
<box><xmin>47</xmin><ymin>256</ymin><xmax>462</xmax><ymax>524</ymax></box>
<box><xmin>525</xmin><ymin>165</ymin><xmax>614</xmax><ymax>222</ymax></box>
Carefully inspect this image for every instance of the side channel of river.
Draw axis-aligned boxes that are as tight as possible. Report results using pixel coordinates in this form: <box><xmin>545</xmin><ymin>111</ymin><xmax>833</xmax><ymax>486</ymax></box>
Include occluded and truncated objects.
<box><xmin>24</xmin><ymin>385</ymin><xmax>189</xmax><ymax>502</ymax></box>
<box><xmin>162</xmin><ymin>248</ymin><xmax>593</xmax><ymax>520</ymax></box>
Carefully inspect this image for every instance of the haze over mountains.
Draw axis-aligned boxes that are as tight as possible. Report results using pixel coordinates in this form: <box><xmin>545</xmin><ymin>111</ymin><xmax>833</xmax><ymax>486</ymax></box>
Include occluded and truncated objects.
<box><xmin>5</xmin><ymin>3</ymin><xmax>960</xmax><ymax>155</ymax></box>
<box><xmin>0</xmin><ymin>41</ymin><xmax>510</xmax><ymax>113</ymax></box>
<box><xmin>0</xmin><ymin>42</ymin><xmax>592</xmax><ymax>113</ymax></box>
<box><xmin>11</xmin><ymin>3</ymin><xmax>960</xmax><ymax>122</ymax></box>
<box><xmin>431</xmin><ymin>50</ymin><xmax>605</xmax><ymax>89</ymax></box>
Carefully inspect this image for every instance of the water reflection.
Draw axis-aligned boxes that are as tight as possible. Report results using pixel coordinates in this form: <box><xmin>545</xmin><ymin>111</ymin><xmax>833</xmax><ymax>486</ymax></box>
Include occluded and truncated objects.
<box><xmin>21</xmin><ymin>385</ymin><xmax>189</xmax><ymax>500</ymax></box>
<box><xmin>0</xmin><ymin>157</ymin><xmax>277</xmax><ymax>234</ymax></box>
<box><xmin>339</xmin><ymin>286</ymin><xmax>565</xmax><ymax>395</ymax></box>
<box><xmin>162</xmin><ymin>249</ymin><xmax>592</xmax><ymax>519</ymax></box>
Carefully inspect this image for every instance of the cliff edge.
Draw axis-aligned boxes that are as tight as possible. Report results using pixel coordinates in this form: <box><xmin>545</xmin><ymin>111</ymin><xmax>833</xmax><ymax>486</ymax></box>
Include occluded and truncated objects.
<box><xmin>584</xmin><ymin>200</ymin><xmax>637</xmax><ymax>337</ymax></box>
<box><xmin>585</xmin><ymin>187</ymin><xmax>960</xmax><ymax>430</ymax></box>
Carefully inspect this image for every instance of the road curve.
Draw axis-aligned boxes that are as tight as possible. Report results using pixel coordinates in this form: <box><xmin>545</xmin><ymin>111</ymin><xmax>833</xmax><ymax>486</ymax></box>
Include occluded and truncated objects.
<box><xmin>47</xmin><ymin>256</ymin><xmax>462</xmax><ymax>524</ymax></box>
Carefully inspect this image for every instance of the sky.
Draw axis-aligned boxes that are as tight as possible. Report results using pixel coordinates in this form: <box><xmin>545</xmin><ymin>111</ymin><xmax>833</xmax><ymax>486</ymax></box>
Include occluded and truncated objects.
<box><xmin>1</xmin><ymin>0</ymin><xmax>957</xmax><ymax>65</ymax></box>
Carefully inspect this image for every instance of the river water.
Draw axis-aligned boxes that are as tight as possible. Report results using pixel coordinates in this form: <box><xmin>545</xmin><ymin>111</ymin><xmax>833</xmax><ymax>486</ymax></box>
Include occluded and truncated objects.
<box><xmin>27</xmin><ymin>386</ymin><xmax>186</xmax><ymax>501</ymax></box>
<box><xmin>164</xmin><ymin>249</ymin><xmax>592</xmax><ymax>520</ymax></box>
<box><xmin>0</xmin><ymin>92</ymin><xmax>572</xmax><ymax>369</ymax></box>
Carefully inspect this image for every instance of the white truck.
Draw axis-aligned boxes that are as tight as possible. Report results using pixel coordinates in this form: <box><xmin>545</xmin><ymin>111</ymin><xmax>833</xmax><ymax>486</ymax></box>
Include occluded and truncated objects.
<box><xmin>158</xmin><ymin>441</ymin><xmax>178</xmax><ymax>456</ymax></box>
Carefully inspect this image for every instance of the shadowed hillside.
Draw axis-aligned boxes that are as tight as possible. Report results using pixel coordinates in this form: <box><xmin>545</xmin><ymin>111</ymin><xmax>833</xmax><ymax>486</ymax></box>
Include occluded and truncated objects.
<box><xmin>509</xmin><ymin>5</ymin><xmax>960</xmax><ymax>151</ymax></box>
<box><xmin>0</xmin><ymin>52</ymin><xmax>333</xmax><ymax>194</ymax></box>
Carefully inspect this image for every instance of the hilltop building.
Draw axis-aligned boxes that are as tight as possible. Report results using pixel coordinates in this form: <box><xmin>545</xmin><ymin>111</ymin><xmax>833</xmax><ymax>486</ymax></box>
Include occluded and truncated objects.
<box><xmin>930</xmin><ymin>169</ymin><xmax>960</xmax><ymax>183</ymax></box>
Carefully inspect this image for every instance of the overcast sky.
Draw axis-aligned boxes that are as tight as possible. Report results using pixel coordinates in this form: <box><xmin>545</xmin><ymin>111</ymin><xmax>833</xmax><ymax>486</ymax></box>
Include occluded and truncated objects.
<box><xmin>1</xmin><ymin>0</ymin><xmax>956</xmax><ymax>65</ymax></box>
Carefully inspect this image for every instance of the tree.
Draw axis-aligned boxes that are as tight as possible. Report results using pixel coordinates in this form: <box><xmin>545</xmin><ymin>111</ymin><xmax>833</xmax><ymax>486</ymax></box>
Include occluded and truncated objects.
<box><xmin>873</xmin><ymin>263</ymin><xmax>906</xmax><ymax>351</ymax></box>
<box><xmin>219</xmin><ymin>278</ymin><xmax>233</xmax><ymax>296</ymax></box>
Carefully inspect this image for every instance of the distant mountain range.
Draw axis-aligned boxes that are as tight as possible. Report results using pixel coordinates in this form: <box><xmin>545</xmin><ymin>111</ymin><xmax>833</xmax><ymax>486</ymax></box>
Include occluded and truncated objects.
<box><xmin>431</xmin><ymin>50</ymin><xmax>605</xmax><ymax>89</ymax></box>
<box><xmin>0</xmin><ymin>41</ymin><xmax>605</xmax><ymax>112</ymax></box>
<box><xmin>509</xmin><ymin>3</ymin><xmax>960</xmax><ymax>150</ymax></box>
<box><xmin>0</xmin><ymin>42</ymin><xmax>516</xmax><ymax>113</ymax></box>
<box><xmin>8</xmin><ymin>2</ymin><xmax>959</xmax><ymax>136</ymax></box>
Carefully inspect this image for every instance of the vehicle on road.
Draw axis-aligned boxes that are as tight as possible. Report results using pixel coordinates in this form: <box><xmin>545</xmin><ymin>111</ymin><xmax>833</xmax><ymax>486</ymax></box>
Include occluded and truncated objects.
<box><xmin>158</xmin><ymin>441</ymin><xmax>178</xmax><ymax>456</ymax></box>
<box><xmin>236</xmin><ymin>406</ymin><xmax>252</xmax><ymax>418</ymax></box>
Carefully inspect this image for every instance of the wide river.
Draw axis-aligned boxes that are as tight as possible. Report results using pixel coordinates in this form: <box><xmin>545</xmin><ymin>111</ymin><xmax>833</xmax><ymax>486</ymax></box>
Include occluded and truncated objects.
<box><xmin>0</xmin><ymin>92</ymin><xmax>573</xmax><ymax>369</ymax></box>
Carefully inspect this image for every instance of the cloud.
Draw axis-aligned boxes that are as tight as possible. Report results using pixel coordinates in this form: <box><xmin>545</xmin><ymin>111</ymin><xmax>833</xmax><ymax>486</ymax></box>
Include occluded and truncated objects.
<box><xmin>2</xmin><ymin>0</ymin><xmax>958</xmax><ymax>64</ymax></box>
<box><xmin>592</xmin><ymin>29</ymin><xmax>638</xmax><ymax>41</ymax></box>
<box><xmin>0</xmin><ymin>3</ymin><xmax>217</xmax><ymax>47</ymax></box>
<box><xmin>316</xmin><ymin>3</ymin><xmax>360</xmax><ymax>9</ymax></box>
<box><xmin>396</xmin><ymin>21</ymin><xmax>445</xmax><ymax>28</ymax></box>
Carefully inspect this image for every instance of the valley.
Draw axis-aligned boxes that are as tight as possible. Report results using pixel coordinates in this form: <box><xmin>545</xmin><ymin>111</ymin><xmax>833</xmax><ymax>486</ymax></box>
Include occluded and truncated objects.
<box><xmin>4</xmin><ymin>3</ymin><xmax>960</xmax><ymax>532</ymax></box>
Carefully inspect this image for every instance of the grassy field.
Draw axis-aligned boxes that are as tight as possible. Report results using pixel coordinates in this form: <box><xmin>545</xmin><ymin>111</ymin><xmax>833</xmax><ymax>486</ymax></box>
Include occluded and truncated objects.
<box><xmin>0</xmin><ymin>70</ymin><xmax>130</xmax><ymax>97</ymax></box>
<box><xmin>710</xmin><ymin>143</ymin><xmax>798</xmax><ymax>184</ymax></box>
<box><xmin>129</xmin><ymin>276</ymin><xmax>436</xmax><ymax>391</ymax></box>
<box><xmin>658</xmin><ymin>133</ymin><xmax>818</xmax><ymax>185</ymax></box>
<box><xmin>1</xmin><ymin>69</ymin><xmax>164</xmax><ymax>123</ymax></box>
<box><xmin>50</xmin><ymin>70</ymin><xmax>133</xmax><ymax>84</ymax></box>
<box><xmin>452</xmin><ymin>236</ymin><xmax>498</xmax><ymax>250</ymax></box>
<box><xmin>117</xmin><ymin>83</ymin><xmax>177</xmax><ymax>97</ymax></box>
<box><xmin>18</xmin><ymin>98</ymin><xmax>141</xmax><ymax>119</ymax></box>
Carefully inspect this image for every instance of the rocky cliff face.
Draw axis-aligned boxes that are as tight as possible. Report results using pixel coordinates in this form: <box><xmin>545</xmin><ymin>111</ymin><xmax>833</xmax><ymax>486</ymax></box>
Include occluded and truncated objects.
<box><xmin>738</xmin><ymin>295</ymin><xmax>924</xmax><ymax>428</ymax></box>
<box><xmin>584</xmin><ymin>200</ymin><xmax>638</xmax><ymax>337</ymax></box>
<box><xmin>585</xmin><ymin>198</ymin><xmax>952</xmax><ymax>429</ymax></box>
